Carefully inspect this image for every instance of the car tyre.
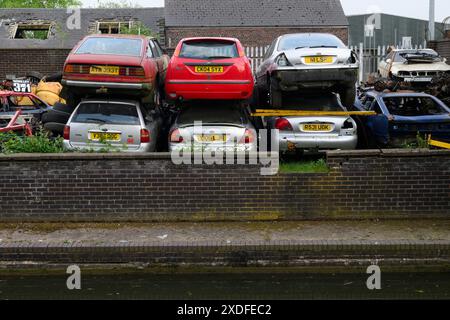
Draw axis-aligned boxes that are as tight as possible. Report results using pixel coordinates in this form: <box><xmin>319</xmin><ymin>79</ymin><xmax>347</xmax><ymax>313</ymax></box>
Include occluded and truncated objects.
<box><xmin>269</xmin><ymin>77</ymin><xmax>282</xmax><ymax>109</ymax></box>
<box><xmin>339</xmin><ymin>86</ymin><xmax>356</xmax><ymax>108</ymax></box>
<box><xmin>43</xmin><ymin>122</ymin><xmax>65</xmax><ymax>136</ymax></box>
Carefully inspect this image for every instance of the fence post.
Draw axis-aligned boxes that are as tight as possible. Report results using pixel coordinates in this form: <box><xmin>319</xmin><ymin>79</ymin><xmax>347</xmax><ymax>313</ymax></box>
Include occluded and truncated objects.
<box><xmin>359</xmin><ymin>42</ymin><xmax>364</xmax><ymax>83</ymax></box>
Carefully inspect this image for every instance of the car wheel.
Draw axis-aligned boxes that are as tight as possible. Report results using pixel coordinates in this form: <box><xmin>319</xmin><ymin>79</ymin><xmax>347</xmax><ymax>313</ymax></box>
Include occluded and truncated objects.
<box><xmin>42</xmin><ymin>110</ymin><xmax>71</xmax><ymax>124</ymax></box>
<box><xmin>339</xmin><ymin>86</ymin><xmax>356</xmax><ymax>108</ymax></box>
<box><xmin>52</xmin><ymin>102</ymin><xmax>75</xmax><ymax>114</ymax></box>
<box><xmin>43</xmin><ymin>122</ymin><xmax>65</xmax><ymax>136</ymax></box>
<box><xmin>269</xmin><ymin>77</ymin><xmax>282</xmax><ymax>109</ymax></box>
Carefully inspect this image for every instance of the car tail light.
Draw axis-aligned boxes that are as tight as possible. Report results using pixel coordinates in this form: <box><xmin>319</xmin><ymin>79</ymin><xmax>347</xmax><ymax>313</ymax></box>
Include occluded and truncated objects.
<box><xmin>342</xmin><ymin>118</ymin><xmax>355</xmax><ymax>129</ymax></box>
<box><xmin>239</xmin><ymin>129</ymin><xmax>255</xmax><ymax>144</ymax></box>
<box><xmin>64</xmin><ymin>64</ymin><xmax>90</xmax><ymax>74</ymax></box>
<box><xmin>170</xmin><ymin>129</ymin><xmax>183</xmax><ymax>143</ymax></box>
<box><xmin>140</xmin><ymin>129</ymin><xmax>150</xmax><ymax>143</ymax></box>
<box><xmin>119</xmin><ymin>66</ymin><xmax>145</xmax><ymax>77</ymax></box>
<box><xmin>63</xmin><ymin>125</ymin><xmax>70</xmax><ymax>140</ymax></box>
<box><xmin>275</xmin><ymin>118</ymin><xmax>293</xmax><ymax>131</ymax></box>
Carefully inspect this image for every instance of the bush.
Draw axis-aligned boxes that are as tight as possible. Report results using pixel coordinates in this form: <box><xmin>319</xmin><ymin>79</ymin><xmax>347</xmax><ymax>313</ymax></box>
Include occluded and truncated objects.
<box><xmin>0</xmin><ymin>130</ymin><xmax>64</xmax><ymax>154</ymax></box>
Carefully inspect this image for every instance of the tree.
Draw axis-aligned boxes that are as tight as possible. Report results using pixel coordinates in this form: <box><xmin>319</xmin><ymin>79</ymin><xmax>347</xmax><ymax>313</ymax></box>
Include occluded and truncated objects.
<box><xmin>120</xmin><ymin>22</ymin><xmax>155</xmax><ymax>37</ymax></box>
<box><xmin>0</xmin><ymin>0</ymin><xmax>81</xmax><ymax>8</ymax></box>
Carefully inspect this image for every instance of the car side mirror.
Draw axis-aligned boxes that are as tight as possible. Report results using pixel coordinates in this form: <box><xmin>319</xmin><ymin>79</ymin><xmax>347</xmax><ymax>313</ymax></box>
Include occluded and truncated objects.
<box><xmin>444</xmin><ymin>57</ymin><xmax>448</xmax><ymax>63</ymax></box>
<box><xmin>386</xmin><ymin>58</ymin><xmax>392</xmax><ymax>64</ymax></box>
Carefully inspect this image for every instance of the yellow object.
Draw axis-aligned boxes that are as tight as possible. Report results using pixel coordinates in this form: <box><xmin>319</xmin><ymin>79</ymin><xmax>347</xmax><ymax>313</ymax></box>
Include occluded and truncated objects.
<box><xmin>251</xmin><ymin>109</ymin><xmax>377</xmax><ymax>117</ymax></box>
<box><xmin>428</xmin><ymin>135</ymin><xmax>450</xmax><ymax>149</ymax></box>
<box><xmin>35</xmin><ymin>80</ymin><xmax>64</xmax><ymax>106</ymax></box>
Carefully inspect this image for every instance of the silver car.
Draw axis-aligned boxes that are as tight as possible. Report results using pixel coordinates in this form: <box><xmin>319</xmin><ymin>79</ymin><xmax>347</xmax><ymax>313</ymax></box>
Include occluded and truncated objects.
<box><xmin>169</xmin><ymin>102</ymin><xmax>257</xmax><ymax>153</ymax></box>
<box><xmin>63</xmin><ymin>99</ymin><xmax>161</xmax><ymax>152</ymax></box>
<box><xmin>264</xmin><ymin>93</ymin><xmax>358</xmax><ymax>152</ymax></box>
<box><xmin>255</xmin><ymin>33</ymin><xmax>359</xmax><ymax>108</ymax></box>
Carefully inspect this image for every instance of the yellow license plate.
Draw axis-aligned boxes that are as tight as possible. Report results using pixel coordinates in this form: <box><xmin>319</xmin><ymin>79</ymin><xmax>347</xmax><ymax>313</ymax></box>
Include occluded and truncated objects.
<box><xmin>89</xmin><ymin>132</ymin><xmax>121</xmax><ymax>141</ymax></box>
<box><xmin>196</xmin><ymin>134</ymin><xmax>227</xmax><ymax>142</ymax></box>
<box><xmin>304</xmin><ymin>56</ymin><xmax>333</xmax><ymax>64</ymax></box>
<box><xmin>90</xmin><ymin>65</ymin><xmax>120</xmax><ymax>75</ymax></box>
<box><xmin>194</xmin><ymin>66</ymin><xmax>224</xmax><ymax>73</ymax></box>
<box><xmin>302</xmin><ymin>124</ymin><xmax>332</xmax><ymax>132</ymax></box>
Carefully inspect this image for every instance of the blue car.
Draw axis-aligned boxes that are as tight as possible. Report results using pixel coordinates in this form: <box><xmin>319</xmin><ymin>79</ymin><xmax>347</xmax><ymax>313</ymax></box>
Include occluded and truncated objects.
<box><xmin>354</xmin><ymin>90</ymin><xmax>450</xmax><ymax>146</ymax></box>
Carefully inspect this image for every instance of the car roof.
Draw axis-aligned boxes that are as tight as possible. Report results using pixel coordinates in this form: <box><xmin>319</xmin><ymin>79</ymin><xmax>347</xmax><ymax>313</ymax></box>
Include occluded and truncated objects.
<box><xmin>82</xmin><ymin>34</ymin><xmax>153</xmax><ymax>41</ymax></box>
<box><xmin>364</xmin><ymin>90</ymin><xmax>436</xmax><ymax>99</ymax></box>
<box><xmin>79</xmin><ymin>99</ymin><xmax>140</xmax><ymax>106</ymax></box>
<box><xmin>180</xmin><ymin>37</ymin><xmax>239</xmax><ymax>43</ymax></box>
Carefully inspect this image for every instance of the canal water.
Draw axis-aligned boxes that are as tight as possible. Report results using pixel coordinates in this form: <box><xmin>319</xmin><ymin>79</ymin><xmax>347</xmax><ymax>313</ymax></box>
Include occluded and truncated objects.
<box><xmin>0</xmin><ymin>272</ymin><xmax>449</xmax><ymax>300</ymax></box>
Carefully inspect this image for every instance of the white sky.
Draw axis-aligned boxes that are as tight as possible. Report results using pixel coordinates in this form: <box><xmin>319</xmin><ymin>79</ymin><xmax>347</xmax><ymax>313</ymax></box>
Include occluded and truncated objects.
<box><xmin>80</xmin><ymin>0</ymin><xmax>450</xmax><ymax>22</ymax></box>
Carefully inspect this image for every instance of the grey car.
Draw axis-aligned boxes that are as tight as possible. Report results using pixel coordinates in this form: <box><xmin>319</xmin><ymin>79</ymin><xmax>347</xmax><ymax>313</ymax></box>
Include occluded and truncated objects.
<box><xmin>63</xmin><ymin>99</ymin><xmax>162</xmax><ymax>152</ymax></box>
<box><xmin>169</xmin><ymin>102</ymin><xmax>257</xmax><ymax>153</ymax></box>
<box><xmin>255</xmin><ymin>33</ymin><xmax>359</xmax><ymax>108</ymax></box>
<box><xmin>264</xmin><ymin>93</ymin><xmax>358</xmax><ymax>152</ymax></box>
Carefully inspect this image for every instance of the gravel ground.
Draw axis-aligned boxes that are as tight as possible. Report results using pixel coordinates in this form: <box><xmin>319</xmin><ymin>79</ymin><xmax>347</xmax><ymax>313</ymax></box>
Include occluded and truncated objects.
<box><xmin>0</xmin><ymin>220</ymin><xmax>448</xmax><ymax>245</ymax></box>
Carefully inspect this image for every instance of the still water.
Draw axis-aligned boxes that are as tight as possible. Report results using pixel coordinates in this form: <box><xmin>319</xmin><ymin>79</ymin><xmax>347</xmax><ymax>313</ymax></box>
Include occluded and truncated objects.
<box><xmin>0</xmin><ymin>272</ymin><xmax>449</xmax><ymax>300</ymax></box>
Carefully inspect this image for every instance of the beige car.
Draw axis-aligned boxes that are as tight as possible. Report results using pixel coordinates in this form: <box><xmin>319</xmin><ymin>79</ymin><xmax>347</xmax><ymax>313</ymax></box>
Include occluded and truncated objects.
<box><xmin>378</xmin><ymin>49</ymin><xmax>450</xmax><ymax>83</ymax></box>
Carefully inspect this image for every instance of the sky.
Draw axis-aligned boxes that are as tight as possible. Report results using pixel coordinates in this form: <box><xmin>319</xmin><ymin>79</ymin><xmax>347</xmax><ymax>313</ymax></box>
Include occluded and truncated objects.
<box><xmin>81</xmin><ymin>0</ymin><xmax>450</xmax><ymax>22</ymax></box>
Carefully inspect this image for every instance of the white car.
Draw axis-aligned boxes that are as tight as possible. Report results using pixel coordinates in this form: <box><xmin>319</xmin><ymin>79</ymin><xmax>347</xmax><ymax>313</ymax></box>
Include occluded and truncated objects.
<box><xmin>378</xmin><ymin>49</ymin><xmax>450</xmax><ymax>83</ymax></box>
<box><xmin>255</xmin><ymin>33</ymin><xmax>359</xmax><ymax>108</ymax></box>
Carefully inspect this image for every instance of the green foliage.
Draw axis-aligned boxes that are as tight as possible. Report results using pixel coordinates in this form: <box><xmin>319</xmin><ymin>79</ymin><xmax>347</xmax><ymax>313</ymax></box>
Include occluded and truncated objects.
<box><xmin>0</xmin><ymin>130</ymin><xmax>64</xmax><ymax>154</ymax></box>
<box><xmin>400</xmin><ymin>132</ymin><xmax>430</xmax><ymax>149</ymax></box>
<box><xmin>280</xmin><ymin>158</ymin><xmax>329</xmax><ymax>174</ymax></box>
<box><xmin>120</xmin><ymin>21</ymin><xmax>156</xmax><ymax>37</ymax></box>
<box><xmin>96</xmin><ymin>0</ymin><xmax>139</xmax><ymax>8</ymax></box>
<box><xmin>0</xmin><ymin>0</ymin><xmax>81</xmax><ymax>8</ymax></box>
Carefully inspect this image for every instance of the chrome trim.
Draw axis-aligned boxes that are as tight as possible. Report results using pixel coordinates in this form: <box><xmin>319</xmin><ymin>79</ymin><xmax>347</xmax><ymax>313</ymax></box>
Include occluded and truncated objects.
<box><xmin>62</xmin><ymin>80</ymin><xmax>146</xmax><ymax>90</ymax></box>
<box><xmin>168</xmin><ymin>80</ymin><xmax>251</xmax><ymax>84</ymax></box>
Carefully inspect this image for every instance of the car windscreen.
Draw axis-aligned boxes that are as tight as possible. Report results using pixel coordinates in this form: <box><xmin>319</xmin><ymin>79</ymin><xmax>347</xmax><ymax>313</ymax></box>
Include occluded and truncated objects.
<box><xmin>397</xmin><ymin>50</ymin><xmax>441</xmax><ymax>62</ymax></box>
<box><xmin>72</xmin><ymin>103</ymin><xmax>140</xmax><ymax>125</ymax></box>
<box><xmin>75</xmin><ymin>38</ymin><xmax>143</xmax><ymax>56</ymax></box>
<box><xmin>278</xmin><ymin>34</ymin><xmax>346</xmax><ymax>51</ymax></box>
<box><xmin>382</xmin><ymin>96</ymin><xmax>448</xmax><ymax>116</ymax></box>
<box><xmin>177</xmin><ymin>103</ymin><xmax>245</xmax><ymax>125</ymax></box>
<box><xmin>179</xmin><ymin>40</ymin><xmax>239</xmax><ymax>59</ymax></box>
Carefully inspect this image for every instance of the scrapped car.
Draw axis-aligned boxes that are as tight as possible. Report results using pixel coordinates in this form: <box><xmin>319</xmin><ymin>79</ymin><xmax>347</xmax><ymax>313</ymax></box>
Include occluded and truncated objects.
<box><xmin>378</xmin><ymin>49</ymin><xmax>450</xmax><ymax>83</ymax></box>
<box><xmin>63</xmin><ymin>99</ymin><xmax>162</xmax><ymax>152</ymax></box>
<box><xmin>354</xmin><ymin>90</ymin><xmax>450</xmax><ymax>146</ymax></box>
<box><xmin>255</xmin><ymin>33</ymin><xmax>359</xmax><ymax>108</ymax></box>
<box><xmin>169</xmin><ymin>102</ymin><xmax>257</xmax><ymax>153</ymax></box>
<box><xmin>165</xmin><ymin>37</ymin><xmax>254</xmax><ymax>101</ymax></box>
<box><xmin>0</xmin><ymin>90</ymin><xmax>50</xmax><ymax>125</ymax></box>
<box><xmin>62</xmin><ymin>34</ymin><xmax>169</xmax><ymax>106</ymax></box>
<box><xmin>263</xmin><ymin>93</ymin><xmax>358</xmax><ymax>152</ymax></box>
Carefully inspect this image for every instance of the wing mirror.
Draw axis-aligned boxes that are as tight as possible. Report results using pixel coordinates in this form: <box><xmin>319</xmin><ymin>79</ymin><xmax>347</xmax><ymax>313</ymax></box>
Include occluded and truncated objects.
<box><xmin>386</xmin><ymin>58</ymin><xmax>392</xmax><ymax>64</ymax></box>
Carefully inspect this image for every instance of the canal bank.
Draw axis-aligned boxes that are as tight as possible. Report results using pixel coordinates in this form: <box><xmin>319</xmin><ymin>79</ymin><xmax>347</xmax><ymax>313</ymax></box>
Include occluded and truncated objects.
<box><xmin>0</xmin><ymin>220</ymin><xmax>449</xmax><ymax>272</ymax></box>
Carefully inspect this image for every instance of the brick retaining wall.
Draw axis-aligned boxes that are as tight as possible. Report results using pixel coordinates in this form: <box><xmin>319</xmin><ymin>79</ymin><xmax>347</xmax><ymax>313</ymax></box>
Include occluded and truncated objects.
<box><xmin>0</xmin><ymin>150</ymin><xmax>449</xmax><ymax>222</ymax></box>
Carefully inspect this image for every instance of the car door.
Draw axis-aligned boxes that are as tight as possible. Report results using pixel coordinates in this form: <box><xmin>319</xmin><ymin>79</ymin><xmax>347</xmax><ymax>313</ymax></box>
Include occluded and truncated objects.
<box><xmin>365</xmin><ymin>99</ymin><xmax>389</xmax><ymax>146</ymax></box>
<box><xmin>149</xmin><ymin>39</ymin><xmax>168</xmax><ymax>83</ymax></box>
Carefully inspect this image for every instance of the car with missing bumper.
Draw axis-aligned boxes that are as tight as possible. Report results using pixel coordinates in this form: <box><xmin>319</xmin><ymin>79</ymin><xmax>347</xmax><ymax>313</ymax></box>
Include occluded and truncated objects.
<box><xmin>263</xmin><ymin>93</ymin><xmax>358</xmax><ymax>152</ymax></box>
<box><xmin>63</xmin><ymin>99</ymin><xmax>162</xmax><ymax>152</ymax></box>
<box><xmin>255</xmin><ymin>33</ymin><xmax>359</xmax><ymax>108</ymax></box>
<box><xmin>62</xmin><ymin>34</ymin><xmax>169</xmax><ymax>106</ymax></box>
<box><xmin>354</xmin><ymin>90</ymin><xmax>450</xmax><ymax>146</ymax></box>
<box><xmin>165</xmin><ymin>37</ymin><xmax>254</xmax><ymax>101</ymax></box>
<box><xmin>378</xmin><ymin>49</ymin><xmax>450</xmax><ymax>84</ymax></box>
<box><xmin>169</xmin><ymin>102</ymin><xmax>257</xmax><ymax>153</ymax></box>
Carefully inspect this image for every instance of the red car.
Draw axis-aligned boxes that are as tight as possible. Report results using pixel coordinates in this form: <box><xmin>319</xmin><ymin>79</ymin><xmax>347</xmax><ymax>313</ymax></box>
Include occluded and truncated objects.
<box><xmin>165</xmin><ymin>37</ymin><xmax>254</xmax><ymax>101</ymax></box>
<box><xmin>62</xmin><ymin>34</ymin><xmax>169</xmax><ymax>105</ymax></box>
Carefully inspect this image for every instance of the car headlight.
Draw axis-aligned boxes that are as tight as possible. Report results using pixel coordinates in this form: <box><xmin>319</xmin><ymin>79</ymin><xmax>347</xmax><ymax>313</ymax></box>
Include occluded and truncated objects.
<box><xmin>276</xmin><ymin>53</ymin><xmax>292</xmax><ymax>67</ymax></box>
<box><xmin>346</xmin><ymin>52</ymin><xmax>358</xmax><ymax>64</ymax></box>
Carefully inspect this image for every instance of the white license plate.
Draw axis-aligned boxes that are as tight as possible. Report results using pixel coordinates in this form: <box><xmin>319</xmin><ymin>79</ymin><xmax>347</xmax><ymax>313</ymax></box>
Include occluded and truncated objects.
<box><xmin>404</xmin><ymin>77</ymin><xmax>432</xmax><ymax>82</ymax></box>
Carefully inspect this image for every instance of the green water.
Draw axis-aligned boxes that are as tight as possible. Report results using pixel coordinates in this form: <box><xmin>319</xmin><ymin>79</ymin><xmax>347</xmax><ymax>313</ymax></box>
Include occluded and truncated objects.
<box><xmin>0</xmin><ymin>272</ymin><xmax>449</xmax><ymax>300</ymax></box>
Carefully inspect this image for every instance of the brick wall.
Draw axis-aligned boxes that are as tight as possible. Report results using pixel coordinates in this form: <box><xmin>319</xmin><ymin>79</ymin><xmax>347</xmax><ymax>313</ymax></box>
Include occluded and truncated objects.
<box><xmin>0</xmin><ymin>49</ymin><xmax>70</xmax><ymax>79</ymax></box>
<box><xmin>0</xmin><ymin>150</ymin><xmax>448</xmax><ymax>222</ymax></box>
<box><xmin>165</xmin><ymin>26</ymin><xmax>349</xmax><ymax>48</ymax></box>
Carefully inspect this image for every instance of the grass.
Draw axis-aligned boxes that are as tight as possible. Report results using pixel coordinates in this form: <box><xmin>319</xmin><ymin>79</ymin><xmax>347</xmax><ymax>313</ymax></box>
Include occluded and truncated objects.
<box><xmin>279</xmin><ymin>158</ymin><xmax>329</xmax><ymax>174</ymax></box>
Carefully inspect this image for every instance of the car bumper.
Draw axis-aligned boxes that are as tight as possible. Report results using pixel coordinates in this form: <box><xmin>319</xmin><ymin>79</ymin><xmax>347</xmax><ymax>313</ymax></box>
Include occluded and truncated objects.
<box><xmin>63</xmin><ymin>141</ymin><xmax>153</xmax><ymax>153</ymax></box>
<box><xmin>278</xmin><ymin>132</ymin><xmax>358</xmax><ymax>151</ymax></box>
<box><xmin>62</xmin><ymin>79</ymin><xmax>150</xmax><ymax>90</ymax></box>
<box><xmin>165</xmin><ymin>80</ymin><xmax>254</xmax><ymax>100</ymax></box>
<box><xmin>273</xmin><ymin>67</ymin><xmax>358</xmax><ymax>90</ymax></box>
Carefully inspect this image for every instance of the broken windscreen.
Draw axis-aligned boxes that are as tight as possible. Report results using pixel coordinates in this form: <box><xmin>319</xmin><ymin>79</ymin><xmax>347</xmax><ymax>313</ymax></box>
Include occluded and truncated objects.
<box><xmin>382</xmin><ymin>96</ymin><xmax>449</xmax><ymax>116</ymax></box>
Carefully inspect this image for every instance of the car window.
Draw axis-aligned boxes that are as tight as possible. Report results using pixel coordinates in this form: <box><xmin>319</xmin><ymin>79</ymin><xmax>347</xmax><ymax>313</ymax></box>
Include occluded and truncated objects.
<box><xmin>149</xmin><ymin>40</ymin><xmax>159</xmax><ymax>57</ymax></box>
<box><xmin>177</xmin><ymin>103</ymin><xmax>245</xmax><ymax>125</ymax></box>
<box><xmin>146</xmin><ymin>44</ymin><xmax>154</xmax><ymax>58</ymax></box>
<box><xmin>72</xmin><ymin>103</ymin><xmax>140</xmax><ymax>125</ymax></box>
<box><xmin>370</xmin><ymin>101</ymin><xmax>383</xmax><ymax>114</ymax></box>
<box><xmin>153</xmin><ymin>40</ymin><xmax>165</xmax><ymax>56</ymax></box>
<box><xmin>179</xmin><ymin>40</ymin><xmax>239</xmax><ymax>60</ymax></box>
<box><xmin>278</xmin><ymin>34</ymin><xmax>346</xmax><ymax>51</ymax></box>
<box><xmin>76</xmin><ymin>38</ymin><xmax>143</xmax><ymax>56</ymax></box>
<box><xmin>360</xmin><ymin>95</ymin><xmax>375</xmax><ymax>110</ymax></box>
<box><xmin>382</xmin><ymin>96</ymin><xmax>448</xmax><ymax>116</ymax></box>
<box><xmin>263</xmin><ymin>40</ymin><xmax>277</xmax><ymax>59</ymax></box>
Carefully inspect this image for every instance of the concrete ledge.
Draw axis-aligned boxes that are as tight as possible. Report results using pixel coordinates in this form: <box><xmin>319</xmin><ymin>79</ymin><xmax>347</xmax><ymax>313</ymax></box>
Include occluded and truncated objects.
<box><xmin>327</xmin><ymin>148</ymin><xmax>450</xmax><ymax>158</ymax></box>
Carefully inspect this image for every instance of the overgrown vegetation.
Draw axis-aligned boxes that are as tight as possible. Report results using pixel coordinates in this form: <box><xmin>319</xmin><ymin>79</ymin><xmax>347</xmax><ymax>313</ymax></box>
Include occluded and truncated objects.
<box><xmin>0</xmin><ymin>0</ymin><xmax>81</xmax><ymax>8</ymax></box>
<box><xmin>0</xmin><ymin>130</ymin><xmax>63</xmax><ymax>154</ymax></box>
<box><xmin>96</xmin><ymin>0</ymin><xmax>140</xmax><ymax>8</ymax></box>
<box><xmin>400</xmin><ymin>132</ymin><xmax>430</xmax><ymax>149</ymax></box>
<box><xmin>279</xmin><ymin>158</ymin><xmax>329</xmax><ymax>174</ymax></box>
<box><xmin>120</xmin><ymin>22</ymin><xmax>155</xmax><ymax>37</ymax></box>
